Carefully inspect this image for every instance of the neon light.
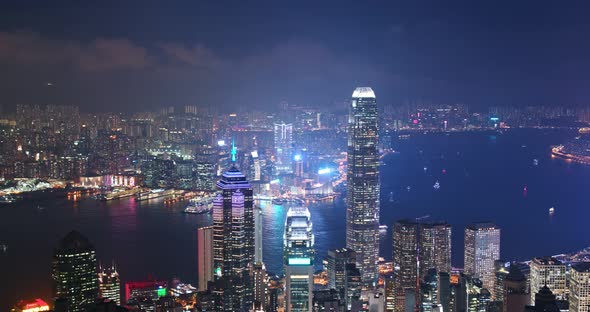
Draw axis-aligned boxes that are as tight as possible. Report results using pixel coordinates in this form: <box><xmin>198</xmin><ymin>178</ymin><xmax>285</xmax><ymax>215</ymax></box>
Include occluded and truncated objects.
<box><xmin>215</xmin><ymin>267</ymin><xmax>222</xmax><ymax>277</ymax></box>
<box><xmin>490</xmin><ymin>117</ymin><xmax>499</xmax><ymax>121</ymax></box>
<box><xmin>217</xmin><ymin>140</ymin><xmax>226</xmax><ymax>146</ymax></box>
<box><xmin>288</xmin><ymin>257</ymin><xmax>311</xmax><ymax>265</ymax></box>
<box><xmin>157</xmin><ymin>287</ymin><xmax>166</xmax><ymax>297</ymax></box>
<box><xmin>270</xmin><ymin>179</ymin><xmax>280</xmax><ymax>184</ymax></box>
<box><xmin>318</xmin><ymin>168</ymin><xmax>331</xmax><ymax>175</ymax></box>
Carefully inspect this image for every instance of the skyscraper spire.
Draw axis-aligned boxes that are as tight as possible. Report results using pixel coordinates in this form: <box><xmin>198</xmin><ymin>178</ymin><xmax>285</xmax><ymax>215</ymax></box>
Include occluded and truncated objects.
<box><xmin>231</xmin><ymin>138</ymin><xmax>237</xmax><ymax>163</ymax></box>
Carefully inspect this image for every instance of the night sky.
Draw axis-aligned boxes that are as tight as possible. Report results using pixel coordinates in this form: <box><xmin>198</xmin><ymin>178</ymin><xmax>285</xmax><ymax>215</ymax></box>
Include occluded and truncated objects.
<box><xmin>1</xmin><ymin>1</ymin><xmax>590</xmax><ymax>112</ymax></box>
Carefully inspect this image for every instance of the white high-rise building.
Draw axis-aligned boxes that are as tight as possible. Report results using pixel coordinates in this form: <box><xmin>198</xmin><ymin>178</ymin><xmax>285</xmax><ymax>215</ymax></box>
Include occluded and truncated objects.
<box><xmin>274</xmin><ymin>122</ymin><xmax>294</xmax><ymax>174</ymax></box>
<box><xmin>530</xmin><ymin>257</ymin><xmax>567</xmax><ymax>302</ymax></box>
<box><xmin>464</xmin><ymin>223</ymin><xmax>500</xmax><ymax>291</ymax></box>
<box><xmin>284</xmin><ymin>206</ymin><xmax>314</xmax><ymax>312</ymax></box>
<box><xmin>346</xmin><ymin>87</ymin><xmax>380</xmax><ymax>285</ymax></box>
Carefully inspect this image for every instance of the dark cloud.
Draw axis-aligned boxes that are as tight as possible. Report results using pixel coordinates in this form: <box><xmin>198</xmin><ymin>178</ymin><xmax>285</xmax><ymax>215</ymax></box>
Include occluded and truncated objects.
<box><xmin>0</xmin><ymin>31</ymin><xmax>152</xmax><ymax>71</ymax></box>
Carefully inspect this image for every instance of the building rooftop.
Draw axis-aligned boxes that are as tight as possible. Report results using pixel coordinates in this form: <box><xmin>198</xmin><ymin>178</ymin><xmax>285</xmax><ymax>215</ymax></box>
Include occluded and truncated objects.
<box><xmin>466</xmin><ymin>222</ymin><xmax>499</xmax><ymax>230</ymax></box>
<box><xmin>57</xmin><ymin>230</ymin><xmax>94</xmax><ymax>253</ymax></box>
<box><xmin>352</xmin><ymin>87</ymin><xmax>375</xmax><ymax>99</ymax></box>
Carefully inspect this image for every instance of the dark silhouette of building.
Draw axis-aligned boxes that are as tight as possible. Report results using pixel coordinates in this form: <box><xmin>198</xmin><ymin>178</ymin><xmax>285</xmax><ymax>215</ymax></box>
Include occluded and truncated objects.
<box><xmin>525</xmin><ymin>285</ymin><xmax>560</xmax><ymax>312</ymax></box>
<box><xmin>52</xmin><ymin>231</ymin><xmax>99</xmax><ymax>312</ymax></box>
<box><xmin>503</xmin><ymin>265</ymin><xmax>529</xmax><ymax>312</ymax></box>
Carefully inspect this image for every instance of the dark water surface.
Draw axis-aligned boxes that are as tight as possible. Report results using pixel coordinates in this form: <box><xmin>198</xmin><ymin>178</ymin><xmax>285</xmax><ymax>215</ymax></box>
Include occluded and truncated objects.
<box><xmin>2</xmin><ymin>129</ymin><xmax>589</xmax><ymax>309</ymax></box>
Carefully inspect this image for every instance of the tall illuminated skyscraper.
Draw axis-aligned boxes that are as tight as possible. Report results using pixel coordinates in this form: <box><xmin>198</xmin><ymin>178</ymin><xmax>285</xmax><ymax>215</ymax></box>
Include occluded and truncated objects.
<box><xmin>464</xmin><ymin>223</ymin><xmax>501</xmax><ymax>291</ymax></box>
<box><xmin>284</xmin><ymin>206</ymin><xmax>315</xmax><ymax>312</ymax></box>
<box><xmin>98</xmin><ymin>265</ymin><xmax>121</xmax><ymax>304</ymax></box>
<box><xmin>393</xmin><ymin>220</ymin><xmax>418</xmax><ymax>292</ymax></box>
<box><xmin>52</xmin><ymin>231</ymin><xmax>99</xmax><ymax>312</ymax></box>
<box><xmin>274</xmin><ymin>122</ymin><xmax>294</xmax><ymax>174</ymax></box>
<box><xmin>212</xmin><ymin>166</ymin><xmax>254</xmax><ymax>311</ymax></box>
<box><xmin>346</xmin><ymin>87</ymin><xmax>379</xmax><ymax>285</ymax></box>
<box><xmin>420</xmin><ymin>222</ymin><xmax>452</xmax><ymax>279</ymax></box>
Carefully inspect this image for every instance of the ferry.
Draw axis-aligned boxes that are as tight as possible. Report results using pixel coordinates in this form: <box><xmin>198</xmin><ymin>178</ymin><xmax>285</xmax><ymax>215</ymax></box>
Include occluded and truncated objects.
<box><xmin>184</xmin><ymin>196</ymin><xmax>214</xmax><ymax>214</ymax></box>
<box><xmin>136</xmin><ymin>189</ymin><xmax>179</xmax><ymax>201</ymax></box>
<box><xmin>433</xmin><ymin>181</ymin><xmax>440</xmax><ymax>190</ymax></box>
<box><xmin>549</xmin><ymin>207</ymin><xmax>555</xmax><ymax>215</ymax></box>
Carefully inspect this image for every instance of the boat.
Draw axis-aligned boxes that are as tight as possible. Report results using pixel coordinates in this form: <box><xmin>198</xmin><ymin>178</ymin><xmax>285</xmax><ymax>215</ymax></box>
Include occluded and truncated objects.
<box><xmin>433</xmin><ymin>181</ymin><xmax>440</xmax><ymax>190</ymax></box>
<box><xmin>406</xmin><ymin>186</ymin><xmax>411</xmax><ymax>192</ymax></box>
<box><xmin>549</xmin><ymin>207</ymin><xmax>555</xmax><ymax>215</ymax></box>
<box><xmin>389</xmin><ymin>192</ymin><xmax>394</xmax><ymax>202</ymax></box>
<box><xmin>533</xmin><ymin>159</ymin><xmax>539</xmax><ymax>166</ymax></box>
<box><xmin>184</xmin><ymin>205</ymin><xmax>211</xmax><ymax>214</ymax></box>
<box><xmin>184</xmin><ymin>196</ymin><xmax>214</xmax><ymax>214</ymax></box>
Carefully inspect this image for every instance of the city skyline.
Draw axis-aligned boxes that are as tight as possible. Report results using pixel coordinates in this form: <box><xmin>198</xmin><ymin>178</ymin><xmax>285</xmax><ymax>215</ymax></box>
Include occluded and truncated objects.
<box><xmin>4</xmin><ymin>2</ymin><xmax>590</xmax><ymax>312</ymax></box>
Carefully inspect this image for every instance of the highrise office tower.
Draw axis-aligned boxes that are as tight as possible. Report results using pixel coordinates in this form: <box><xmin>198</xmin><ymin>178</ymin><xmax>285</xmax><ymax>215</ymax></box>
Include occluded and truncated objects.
<box><xmin>98</xmin><ymin>265</ymin><xmax>121</xmax><ymax>304</ymax></box>
<box><xmin>52</xmin><ymin>231</ymin><xmax>99</xmax><ymax>312</ymax></box>
<box><xmin>493</xmin><ymin>260</ymin><xmax>510</xmax><ymax>302</ymax></box>
<box><xmin>346</xmin><ymin>87</ymin><xmax>380</xmax><ymax>285</ymax></box>
<box><xmin>502</xmin><ymin>265</ymin><xmax>529</xmax><ymax>312</ymax></box>
<box><xmin>392</xmin><ymin>220</ymin><xmax>418</xmax><ymax>291</ymax></box>
<box><xmin>254</xmin><ymin>207</ymin><xmax>263</xmax><ymax>264</ymax></box>
<box><xmin>419</xmin><ymin>222</ymin><xmax>452</xmax><ymax>279</ymax></box>
<box><xmin>464</xmin><ymin>223</ymin><xmax>501</xmax><ymax>291</ymax></box>
<box><xmin>213</xmin><ymin>166</ymin><xmax>255</xmax><ymax>311</ymax></box>
<box><xmin>252</xmin><ymin>263</ymin><xmax>267</xmax><ymax>310</ymax></box>
<box><xmin>198</xmin><ymin>226</ymin><xmax>214</xmax><ymax>291</ymax></box>
<box><xmin>284</xmin><ymin>206</ymin><xmax>315</xmax><ymax>312</ymax></box>
<box><xmin>569</xmin><ymin>262</ymin><xmax>590</xmax><ymax>312</ymax></box>
<box><xmin>274</xmin><ymin>122</ymin><xmax>294</xmax><ymax>174</ymax></box>
<box><xmin>344</xmin><ymin>263</ymin><xmax>362</xmax><ymax>311</ymax></box>
<box><xmin>529</xmin><ymin>257</ymin><xmax>567</xmax><ymax>302</ymax></box>
<box><xmin>326</xmin><ymin>248</ymin><xmax>356</xmax><ymax>295</ymax></box>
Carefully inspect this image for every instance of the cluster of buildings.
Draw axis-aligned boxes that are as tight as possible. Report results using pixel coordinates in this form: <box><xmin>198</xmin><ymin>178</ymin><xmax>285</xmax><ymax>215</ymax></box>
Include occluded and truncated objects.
<box><xmin>8</xmin><ymin>88</ymin><xmax>590</xmax><ymax>312</ymax></box>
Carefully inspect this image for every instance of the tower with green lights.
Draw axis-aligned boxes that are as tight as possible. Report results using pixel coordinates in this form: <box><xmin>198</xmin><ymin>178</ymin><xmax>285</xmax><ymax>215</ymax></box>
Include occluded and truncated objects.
<box><xmin>212</xmin><ymin>144</ymin><xmax>254</xmax><ymax>311</ymax></box>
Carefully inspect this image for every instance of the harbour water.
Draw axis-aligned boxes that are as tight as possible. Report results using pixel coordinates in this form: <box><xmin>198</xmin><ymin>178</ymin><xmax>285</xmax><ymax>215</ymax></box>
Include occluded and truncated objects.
<box><xmin>2</xmin><ymin>129</ymin><xmax>590</xmax><ymax>308</ymax></box>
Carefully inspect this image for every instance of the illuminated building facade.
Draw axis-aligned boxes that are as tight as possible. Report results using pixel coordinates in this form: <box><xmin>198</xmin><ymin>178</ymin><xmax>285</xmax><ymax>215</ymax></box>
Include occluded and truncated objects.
<box><xmin>197</xmin><ymin>226</ymin><xmax>214</xmax><ymax>291</ymax></box>
<box><xmin>98</xmin><ymin>265</ymin><xmax>121</xmax><ymax>304</ymax></box>
<box><xmin>346</xmin><ymin>87</ymin><xmax>380</xmax><ymax>285</ymax></box>
<box><xmin>212</xmin><ymin>166</ymin><xmax>254</xmax><ymax>311</ymax></box>
<box><xmin>326</xmin><ymin>248</ymin><xmax>356</xmax><ymax>305</ymax></box>
<box><xmin>392</xmin><ymin>220</ymin><xmax>418</xmax><ymax>291</ymax></box>
<box><xmin>253</xmin><ymin>262</ymin><xmax>268</xmax><ymax>309</ymax></box>
<box><xmin>529</xmin><ymin>257</ymin><xmax>567</xmax><ymax>302</ymax></box>
<box><xmin>284</xmin><ymin>206</ymin><xmax>315</xmax><ymax>312</ymax></box>
<box><xmin>12</xmin><ymin>299</ymin><xmax>50</xmax><ymax>312</ymax></box>
<box><xmin>52</xmin><ymin>231</ymin><xmax>99</xmax><ymax>312</ymax></box>
<box><xmin>274</xmin><ymin>122</ymin><xmax>294</xmax><ymax>174</ymax></box>
<box><xmin>419</xmin><ymin>222</ymin><xmax>452</xmax><ymax>279</ymax></box>
<box><xmin>464</xmin><ymin>223</ymin><xmax>501</xmax><ymax>291</ymax></box>
<box><xmin>124</xmin><ymin>280</ymin><xmax>167</xmax><ymax>303</ymax></box>
<box><xmin>569</xmin><ymin>262</ymin><xmax>590</xmax><ymax>312</ymax></box>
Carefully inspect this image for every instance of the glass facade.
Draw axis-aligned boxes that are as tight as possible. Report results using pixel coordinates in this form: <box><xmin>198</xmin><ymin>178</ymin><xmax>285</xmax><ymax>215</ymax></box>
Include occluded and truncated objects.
<box><xmin>464</xmin><ymin>223</ymin><xmax>501</xmax><ymax>291</ymax></box>
<box><xmin>52</xmin><ymin>231</ymin><xmax>99</xmax><ymax>312</ymax></box>
<box><xmin>346</xmin><ymin>87</ymin><xmax>380</xmax><ymax>285</ymax></box>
